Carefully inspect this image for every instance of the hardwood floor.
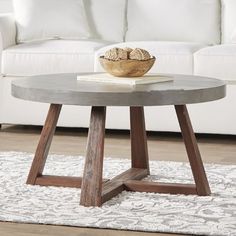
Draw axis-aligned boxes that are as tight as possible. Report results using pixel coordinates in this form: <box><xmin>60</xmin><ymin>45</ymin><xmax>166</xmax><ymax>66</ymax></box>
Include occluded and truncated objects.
<box><xmin>0</xmin><ymin>125</ymin><xmax>235</xmax><ymax>236</ymax></box>
<box><xmin>0</xmin><ymin>222</ymin><xmax>179</xmax><ymax>236</ymax></box>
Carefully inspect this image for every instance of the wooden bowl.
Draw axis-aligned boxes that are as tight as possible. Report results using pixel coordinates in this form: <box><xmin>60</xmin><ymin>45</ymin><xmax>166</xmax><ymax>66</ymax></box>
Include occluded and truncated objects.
<box><xmin>99</xmin><ymin>56</ymin><xmax>156</xmax><ymax>77</ymax></box>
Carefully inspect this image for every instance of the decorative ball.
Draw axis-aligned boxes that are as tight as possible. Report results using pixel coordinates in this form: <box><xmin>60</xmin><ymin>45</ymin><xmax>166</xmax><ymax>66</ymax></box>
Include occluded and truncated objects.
<box><xmin>129</xmin><ymin>48</ymin><xmax>151</xmax><ymax>60</ymax></box>
<box><xmin>123</xmin><ymin>47</ymin><xmax>133</xmax><ymax>56</ymax></box>
<box><xmin>104</xmin><ymin>48</ymin><xmax>128</xmax><ymax>61</ymax></box>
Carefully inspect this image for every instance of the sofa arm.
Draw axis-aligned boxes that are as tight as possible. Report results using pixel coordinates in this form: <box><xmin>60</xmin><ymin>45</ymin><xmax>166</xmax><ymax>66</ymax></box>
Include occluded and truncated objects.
<box><xmin>0</xmin><ymin>14</ymin><xmax>16</xmax><ymax>50</ymax></box>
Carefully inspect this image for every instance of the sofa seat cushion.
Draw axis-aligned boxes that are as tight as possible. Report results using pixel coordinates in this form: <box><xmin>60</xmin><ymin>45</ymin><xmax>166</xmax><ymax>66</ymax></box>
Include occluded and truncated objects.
<box><xmin>2</xmin><ymin>39</ymin><xmax>112</xmax><ymax>76</ymax></box>
<box><xmin>95</xmin><ymin>41</ymin><xmax>206</xmax><ymax>75</ymax></box>
<box><xmin>194</xmin><ymin>44</ymin><xmax>236</xmax><ymax>81</ymax></box>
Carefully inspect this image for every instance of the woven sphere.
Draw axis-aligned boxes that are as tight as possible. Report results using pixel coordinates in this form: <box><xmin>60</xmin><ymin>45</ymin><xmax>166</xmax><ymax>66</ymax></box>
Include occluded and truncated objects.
<box><xmin>129</xmin><ymin>48</ymin><xmax>151</xmax><ymax>60</ymax></box>
<box><xmin>104</xmin><ymin>48</ymin><xmax>128</xmax><ymax>61</ymax></box>
<box><xmin>123</xmin><ymin>47</ymin><xmax>133</xmax><ymax>56</ymax></box>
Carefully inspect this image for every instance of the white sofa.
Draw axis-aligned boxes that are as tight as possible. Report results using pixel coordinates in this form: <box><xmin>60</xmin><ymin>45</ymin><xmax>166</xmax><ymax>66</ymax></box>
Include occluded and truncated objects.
<box><xmin>1</xmin><ymin>0</ymin><xmax>236</xmax><ymax>134</ymax></box>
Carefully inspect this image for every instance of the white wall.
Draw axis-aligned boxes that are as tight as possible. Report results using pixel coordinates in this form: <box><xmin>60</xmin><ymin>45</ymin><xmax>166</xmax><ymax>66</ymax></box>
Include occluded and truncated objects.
<box><xmin>0</xmin><ymin>0</ymin><xmax>13</xmax><ymax>13</ymax></box>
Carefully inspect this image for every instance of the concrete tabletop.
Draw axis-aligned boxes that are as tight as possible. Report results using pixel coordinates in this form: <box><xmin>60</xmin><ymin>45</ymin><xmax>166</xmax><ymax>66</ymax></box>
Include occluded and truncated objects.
<box><xmin>11</xmin><ymin>73</ymin><xmax>226</xmax><ymax>106</ymax></box>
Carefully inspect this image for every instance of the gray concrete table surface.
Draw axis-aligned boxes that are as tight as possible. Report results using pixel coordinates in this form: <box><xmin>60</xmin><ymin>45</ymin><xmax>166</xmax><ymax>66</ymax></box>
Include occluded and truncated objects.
<box><xmin>11</xmin><ymin>73</ymin><xmax>226</xmax><ymax>106</ymax></box>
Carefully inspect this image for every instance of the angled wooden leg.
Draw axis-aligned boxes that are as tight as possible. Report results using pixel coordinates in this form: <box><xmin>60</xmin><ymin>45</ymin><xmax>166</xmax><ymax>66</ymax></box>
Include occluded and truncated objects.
<box><xmin>130</xmin><ymin>107</ymin><xmax>149</xmax><ymax>174</ymax></box>
<box><xmin>26</xmin><ymin>104</ymin><xmax>62</xmax><ymax>185</ymax></box>
<box><xmin>175</xmin><ymin>105</ymin><xmax>211</xmax><ymax>196</ymax></box>
<box><xmin>80</xmin><ymin>106</ymin><xmax>106</xmax><ymax>207</ymax></box>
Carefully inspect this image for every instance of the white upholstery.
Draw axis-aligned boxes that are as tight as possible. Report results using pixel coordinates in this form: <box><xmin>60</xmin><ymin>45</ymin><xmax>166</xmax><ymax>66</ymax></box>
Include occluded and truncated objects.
<box><xmin>95</xmin><ymin>41</ymin><xmax>206</xmax><ymax>75</ymax></box>
<box><xmin>0</xmin><ymin>14</ymin><xmax>16</xmax><ymax>75</ymax></box>
<box><xmin>126</xmin><ymin>0</ymin><xmax>220</xmax><ymax>44</ymax></box>
<box><xmin>1</xmin><ymin>40</ymin><xmax>112</xmax><ymax>76</ymax></box>
<box><xmin>84</xmin><ymin>0</ymin><xmax>126</xmax><ymax>42</ymax></box>
<box><xmin>221</xmin><ymin>0</ymin><xmax>236</xmax><ymax>43</ymax></box>
<box><xmin>13</xmin><ymin>0</ymin><xmax>91</xmax><ymax>43</ymax></box>
<box><xmin>0</xmin><ymin>14</ymin><xmax>16</xmax><ymax>50</ymax></box>
<box><xmin>1</xmin><ymin>0</ymin><xmax>127</xmax><ymax>43</ymax></box>
<box><xmin>194</xmin><ymin>44</ymin><xmax>236</xmax><ymax>81</ymax></box>
<box><xmin>231</xmin><ymin>30</ymin><xmax>236</xmax><ymax>44</ymax></box>
<box><xmin>0</xmin><ymin>0</ymin><xmax>13</xmax><ymax>13</ymax></box>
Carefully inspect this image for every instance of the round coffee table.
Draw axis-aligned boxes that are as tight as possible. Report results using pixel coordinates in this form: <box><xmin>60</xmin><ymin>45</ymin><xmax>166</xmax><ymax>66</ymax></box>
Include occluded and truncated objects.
<box><xmin>11</xmin><ymin>73</ymin><xmax>226</xmax><ymax>207</ymax></box>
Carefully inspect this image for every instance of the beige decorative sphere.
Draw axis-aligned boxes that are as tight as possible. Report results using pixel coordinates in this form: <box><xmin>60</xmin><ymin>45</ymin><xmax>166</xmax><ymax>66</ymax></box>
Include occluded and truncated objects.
<box><xmin>123</xmin><ymin>47</ymin><xmax>133</xmax><ymax>56</ymax></box>
<box><xmin>129</xmin><ymin>48</ymin><xmax>151</xmax><ymax>60</ymax></box>
<box><xmin>104</xmin><ymin>48</ymin><xmax>128</xmax><ymax>61</ymax></box>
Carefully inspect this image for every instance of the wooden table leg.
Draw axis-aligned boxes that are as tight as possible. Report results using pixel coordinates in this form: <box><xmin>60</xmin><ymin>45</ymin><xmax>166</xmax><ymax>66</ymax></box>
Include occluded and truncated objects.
<box><xmin>130</xmin><ymin>107</ymin><xmax>149</xmax><ymax>174</ymax></box>
<box><xmin>80</xmin><ymin>106</ymin><xmax>106</xmax><ymax>207</ymax></box>
<box><xmin>27</xmin><ymin>104</ymin><xmax>62</xmax><ymax>185</ymax></box>
<box><xmin>175</xmin><ymin>105</ymin><xmax>211</xmax><ymax>196</ymax></box>
<box><xmin>26</xmin><ymin>103</ymin><xmax>210</xmax><ymax>206</ymax></box>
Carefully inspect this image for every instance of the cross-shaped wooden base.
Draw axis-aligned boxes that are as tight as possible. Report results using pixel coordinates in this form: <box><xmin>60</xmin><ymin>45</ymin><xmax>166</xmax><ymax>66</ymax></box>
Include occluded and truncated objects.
<box><xmin>26</xmin><ymin>104</ymin><xmax>211</xmax><ymax>207</ymax></box>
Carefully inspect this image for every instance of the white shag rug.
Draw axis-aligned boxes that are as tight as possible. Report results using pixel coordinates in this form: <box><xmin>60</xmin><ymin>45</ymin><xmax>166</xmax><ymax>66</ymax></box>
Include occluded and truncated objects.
<box><xmin>0</xmin><ymin>152</ymin><xmax>235</xmax><ymax>236</ymax></box>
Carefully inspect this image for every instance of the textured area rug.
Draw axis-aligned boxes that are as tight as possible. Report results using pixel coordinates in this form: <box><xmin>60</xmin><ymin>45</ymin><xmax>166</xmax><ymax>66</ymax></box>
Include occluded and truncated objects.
<box><xmin>0</xmin><ymin>152</ymin><xmax>235</xmax><ymax>236</ymax></box>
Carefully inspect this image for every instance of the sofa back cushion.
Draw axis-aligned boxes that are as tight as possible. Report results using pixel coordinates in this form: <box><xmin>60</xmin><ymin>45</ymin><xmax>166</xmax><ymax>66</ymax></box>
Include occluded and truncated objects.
<box><xmin>126</xmin><ymin>0</ymin><xmax>220</xmax><ymax>44</ymax></box>
<box><xmin>13</xmin><ymin>0</ymin><xmax>91</xmax><ymax>43</ymax></box>
<box><xmin>221</xmin><ymin>0</ymin><xmax>236</xmax><ymax>43</ymax></box>
<box><xmin>84</xmin><ymin>0</ymin><xmax>127</xmax><ymax>42</ymax></box>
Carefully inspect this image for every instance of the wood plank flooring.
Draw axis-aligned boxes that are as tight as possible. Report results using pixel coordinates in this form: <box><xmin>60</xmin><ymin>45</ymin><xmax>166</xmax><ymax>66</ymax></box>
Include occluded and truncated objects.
<box><xmin>0</xmin><ymin>222</ymin><xmax>179</xmax><ymax>236</ymax></box>
<box><xmin>0</xmin><ymin>125</ymin><xmax>235</xmax><ymax>236</ymax></box>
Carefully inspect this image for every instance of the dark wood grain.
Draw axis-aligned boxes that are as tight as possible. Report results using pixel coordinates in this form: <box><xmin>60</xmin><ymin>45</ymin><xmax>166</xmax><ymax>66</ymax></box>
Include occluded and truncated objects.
<box><xmin>124</xmin><ymin>180</ymin><xmax>197</xmax><ymax>195</ymax></box>
<box><xmin>102</xmin><ymin>168</ymin><xmax>148</xmax><ymax>204</ymax></box>
<box><xmin>34</xmin><ymin>175</ymin><xmax>109</xmax><ymax>188</ymax></box>
<box><xmin>26</xmin><ymin>104</ymin><xmax>62</xmax><ymax>185</ymax></box>
<box><xmin>130</xmin><ymin>107</ymin><xmax>149</xmax><ymax>173</ymax></box>
<box><xmin>35</xmin><ymin>175</ymin><xmax>83</xmax><ymax>188</ymax></box>
<box><xmin>80</xmin><ymin>106</ymin><xmax>106</xmax><ymax>207</ymax></box>
<box><xmin>175</xmin><ymin>105</ymin><xmax>211</xmax><ymax>196</ymax></box>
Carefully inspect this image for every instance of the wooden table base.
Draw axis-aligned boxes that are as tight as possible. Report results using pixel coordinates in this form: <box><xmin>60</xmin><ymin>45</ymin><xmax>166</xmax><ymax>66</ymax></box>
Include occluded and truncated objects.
<box><xmin>26</xmin><ymin>104</ymin><xmax>211</xmax><ymax>207</ymax></box>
